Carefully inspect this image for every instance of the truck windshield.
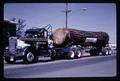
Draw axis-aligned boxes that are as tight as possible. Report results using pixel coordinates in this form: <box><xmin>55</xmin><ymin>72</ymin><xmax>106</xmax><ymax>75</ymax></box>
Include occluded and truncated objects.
<box><xmin>25</xmin><ymin>28</ymin><xmax>48</xmax><ymax>38</ymax></box>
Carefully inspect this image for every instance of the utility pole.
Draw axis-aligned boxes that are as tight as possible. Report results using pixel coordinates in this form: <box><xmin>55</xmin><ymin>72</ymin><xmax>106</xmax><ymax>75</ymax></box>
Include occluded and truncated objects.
<box><xmin>65</xmin><ymin>3</ymin><xmax>68</xmax><ymax>28</ymax></box>
<box><xmin>63</xmin><ymin>3</ymin><xmax>72</xmax><ymax>28</ymax></box>
<box><xmin>63</xmin><ymin>3</ymin><xmax>86</xmax><ymax>28</ymax></box>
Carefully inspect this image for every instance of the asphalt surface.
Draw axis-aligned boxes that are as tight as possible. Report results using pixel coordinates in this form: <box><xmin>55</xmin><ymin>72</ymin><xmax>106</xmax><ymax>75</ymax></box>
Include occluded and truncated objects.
<box><xmin>4</xmin><ymin>53</ymin><xmax>116</xmax><ymax>78</ymax></box>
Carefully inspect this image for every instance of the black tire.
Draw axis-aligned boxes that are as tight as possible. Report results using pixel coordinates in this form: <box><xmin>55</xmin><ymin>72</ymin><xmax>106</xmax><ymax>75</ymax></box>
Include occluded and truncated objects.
<box><xmin>51</xmin><ymin>55</ymin><xmax>58</xmax><ymax>60</ymax></box>
<box><xmin>67</xmin><ymin>50</ymin><xmax>75</xmax><ymax>59</ymax></box>
<box><xmin>102</xmin><ymin>48</ymin><xmax>108</xmax><ymax>55</ymax></box>
<box><xmin>108</xmin><ymin>50</ymin><xmax>112</xmax><ymax>55</ymax></box>
<box><xmin>90</xmin><ymin>48</ymin><xmax>100</xmax><ymax>56</ymax></box>
<box><xmin>75</xmin><ymin>50</ymin><xmax>82</xmax><ymax>58</ymax></box>
<box><xmin>5</xmin><ymin>57</ymin><xmax>16</xmax><ymax>64</ymax></box>
<box><xmin>102</xmin><ymin>48</ymin><xmax>111</xmax><ymax>55</ymax></box>
<box><xmin>50</xmin><ymin>50</ymin><xmax>58</xmax><ymax>60</ymax></box>
<box><xmin>23</xmin><ymin>50</ymin><xmax>38</xmax><ymax>64</ymax></box>
<box><xmin>90</xmin><ymin>49</ymin><xmax>96</xmax><ymax>56</ymax></box>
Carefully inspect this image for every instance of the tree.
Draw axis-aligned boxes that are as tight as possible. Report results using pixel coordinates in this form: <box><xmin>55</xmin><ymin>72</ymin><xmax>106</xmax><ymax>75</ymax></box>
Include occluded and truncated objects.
<box><xmin>11</xmin><ymin>18</ymin><xmax>26</xmax><ymax>38</ymax></box>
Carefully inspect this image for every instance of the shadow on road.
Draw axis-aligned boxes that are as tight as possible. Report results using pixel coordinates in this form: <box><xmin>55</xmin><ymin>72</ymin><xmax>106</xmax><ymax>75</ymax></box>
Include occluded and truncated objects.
<box><xmin>4</xmin><ymin>54</ymin><xmax>116</xmax><ymax>78</ymax></box>
<box><xmin>5</xmin><ymin>54</ymin><xmax>113</xmax><ymax>64</ymax></box>
<box><xmin>8</xmin><ymin>59</ymin><xmax>53</xmax><ymax>64</ymax></box>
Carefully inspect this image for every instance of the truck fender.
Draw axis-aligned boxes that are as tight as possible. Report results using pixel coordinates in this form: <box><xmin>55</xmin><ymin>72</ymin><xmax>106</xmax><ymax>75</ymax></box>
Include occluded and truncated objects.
<box><xmin>22</xmin><ymin>46</ymin><xmax>38</xmax><ymax>63</ymax></box>
<box><xmin>22</xmin><ymin>46</ymin><xmax>32</xmax><ymax>55</ymax></box>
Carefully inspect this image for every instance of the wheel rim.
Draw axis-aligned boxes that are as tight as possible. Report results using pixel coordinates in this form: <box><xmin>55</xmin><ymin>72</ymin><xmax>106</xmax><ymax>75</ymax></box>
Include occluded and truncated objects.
<box><xmin>106</xmin><ymin>50</ymin><xmax>109</xmax><ymax>55</ymax></box>
<box><xmin>10</xmin><ymin>57</ymin><xmax>14</xmax><ymax>61</ymax></box>
<box><xmin>69</xmin><ymin>51</ymin><xmax>75</xmax><ymax>58</ymax></box>
<box><xmin>26</xmin><ymin>52</ymin><xmax>34</xmax><ymax>62</ymax></box>
<box><xmin>77</xmin><ymin>51</ymin><xmax>82</xmax><ymax>58</ymax></box>
<box><xmin>109</xmin><ymin>50</ymin><xmax>112</xmax><ymax>54</ymax></box>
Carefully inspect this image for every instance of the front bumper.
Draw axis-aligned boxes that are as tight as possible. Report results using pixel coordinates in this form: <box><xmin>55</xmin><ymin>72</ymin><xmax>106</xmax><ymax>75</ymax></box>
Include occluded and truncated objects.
<box><xmin>4</xmin><ymin>50</ymin><xmax>24</xmax><ymax>60</ymax></box>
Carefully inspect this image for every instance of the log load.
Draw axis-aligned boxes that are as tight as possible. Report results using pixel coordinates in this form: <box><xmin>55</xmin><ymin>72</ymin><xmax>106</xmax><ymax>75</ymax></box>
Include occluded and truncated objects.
<box><xmin>53</xmin><ymin>28</ymin><xmax>109</xmax><ymax>48</ymax></box>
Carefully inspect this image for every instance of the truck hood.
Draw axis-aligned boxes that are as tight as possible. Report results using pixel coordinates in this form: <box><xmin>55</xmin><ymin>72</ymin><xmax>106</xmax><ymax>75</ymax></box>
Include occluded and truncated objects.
<box><xmin>17</xmin><ymin>39</ymin><xmax>30</xmax><ymax>48</ymax></box>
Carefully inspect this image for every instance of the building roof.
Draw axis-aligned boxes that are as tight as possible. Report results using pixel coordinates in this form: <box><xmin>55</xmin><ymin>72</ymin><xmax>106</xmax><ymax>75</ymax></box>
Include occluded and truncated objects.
<box><xmin>4</xmin><ymin>19</ymin><xmax>17</xmax><ymax>24</ymax></box>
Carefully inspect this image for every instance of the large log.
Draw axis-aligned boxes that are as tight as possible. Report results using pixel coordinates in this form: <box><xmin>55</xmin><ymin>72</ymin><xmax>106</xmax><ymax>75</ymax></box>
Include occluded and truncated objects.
<box><xmin>53</xmin><ymin>28</ymin><xmax>109</xmax><ymax>48</ymax></box>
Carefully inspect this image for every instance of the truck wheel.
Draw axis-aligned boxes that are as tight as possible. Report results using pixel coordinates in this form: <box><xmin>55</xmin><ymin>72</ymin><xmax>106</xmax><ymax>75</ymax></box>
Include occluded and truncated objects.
<box><xmin>23</xmin><ymin>51</ymin><xmax>38</xmax><ymax>63</ymax></box>
<box><xmin>90</xmin><ymin>49</ymin><xmax>96</xmax><ymax>56</ymax></box>
<box><xmin>90</xmin><ymin>48</ymin><xmax>100</xmax><ymax>56</ymax></box>
<box><xmin>50</xmin><ymin>50</ymin><xmax>57</xmax><ymax>60</ymax></box>
<box><xmin>102</xmin><ymin>48</ymin><xmax>110</xmax><ymax>55</ymax></box>
<box><xmin>67</xmin><ymin>50</ymin><xmax>75</xmax><ymax>59</ymax></box>
<box><xmin>108</xmin><ymin>50</ymin><xmax>112</xmax><ymax>55</ymax></box>
<box><xmin>51</xmin><ymin>55</ymin><xmax>58</xmax><ymax>60</ymax></box>
<box><xmin>75</xmin><ymin>50</ymin><xmax>82</xmax><ymax>58</ymax></box>
<box><xmin>5</xmin><ymin>57</ymin><xmax>16</xmax><ymax>64</ymax></box>
<box><xmin>106</xmin><ymin>49</ymin><xmax>112</xmax><ymax>55</ymax></box>
<box><xmin>106</xmin><ymin>50</ymin><xmax>109</xmax><ymax>55</ymax></box>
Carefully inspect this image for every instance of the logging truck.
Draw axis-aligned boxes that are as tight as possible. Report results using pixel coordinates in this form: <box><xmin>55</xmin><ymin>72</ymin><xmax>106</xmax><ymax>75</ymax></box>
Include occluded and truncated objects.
<box><xmin>4</xmin><ymin>24</ymin><xmax>112</xmax><ymax>63</ymax></box>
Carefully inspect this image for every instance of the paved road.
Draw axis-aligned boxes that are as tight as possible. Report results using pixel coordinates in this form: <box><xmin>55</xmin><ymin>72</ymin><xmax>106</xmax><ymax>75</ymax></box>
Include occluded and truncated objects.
<box><xmin>4</xmin><ymin>54</ymin><xmax>116</xmax><ymax>78</ymax></box>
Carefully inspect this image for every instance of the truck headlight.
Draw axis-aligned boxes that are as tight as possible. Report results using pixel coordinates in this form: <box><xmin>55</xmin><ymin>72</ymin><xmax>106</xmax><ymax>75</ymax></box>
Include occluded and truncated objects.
<box><xmin>5</xmin><ymin>47</ymin><xmax>8</xmax><ymax>50</ymax></box>
<box><xmin>17</xmin><ymin>46</ymin><xmax>24</xmax><ymax>53</ymax></box>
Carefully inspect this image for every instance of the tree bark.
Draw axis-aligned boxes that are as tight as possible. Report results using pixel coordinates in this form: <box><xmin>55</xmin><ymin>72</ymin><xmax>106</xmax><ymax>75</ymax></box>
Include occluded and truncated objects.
<box><xmin>53</xmin><ymin>28</ymin><xmax>109</xmax><ymax>48</ymax></box>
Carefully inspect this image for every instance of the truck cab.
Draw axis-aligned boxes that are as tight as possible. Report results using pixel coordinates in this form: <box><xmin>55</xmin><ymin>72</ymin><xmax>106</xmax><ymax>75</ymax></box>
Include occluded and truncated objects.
<box><xmin>4</xmin><ymin>25</ymin><xmax>54</xmax><ymax>63</ymax></box>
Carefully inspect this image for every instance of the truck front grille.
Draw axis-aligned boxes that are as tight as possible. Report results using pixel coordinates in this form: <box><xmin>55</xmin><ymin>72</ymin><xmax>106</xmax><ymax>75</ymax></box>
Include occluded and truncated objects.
<box><xmin>8</xmin><ymin>37</ymin><xmax>17</xmax><ymax>54</ymax></box>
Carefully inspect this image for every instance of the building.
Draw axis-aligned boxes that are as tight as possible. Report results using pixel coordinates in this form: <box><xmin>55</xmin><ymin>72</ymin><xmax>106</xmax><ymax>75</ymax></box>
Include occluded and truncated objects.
<box><xmin>3</xmin><ymin>20</ymin><xmax>16</xmax><ymax>49</ymax></box>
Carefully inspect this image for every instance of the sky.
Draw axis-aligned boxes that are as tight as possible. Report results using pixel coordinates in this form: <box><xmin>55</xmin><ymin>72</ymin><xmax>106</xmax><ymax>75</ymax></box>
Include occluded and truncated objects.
<box><xmin>4</xmin><ymin>3</ymin><xmax>116</xmax><ymax>44</ymax></box>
